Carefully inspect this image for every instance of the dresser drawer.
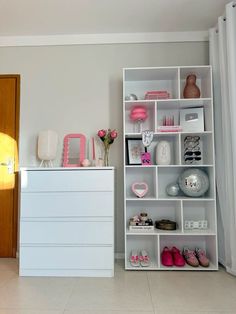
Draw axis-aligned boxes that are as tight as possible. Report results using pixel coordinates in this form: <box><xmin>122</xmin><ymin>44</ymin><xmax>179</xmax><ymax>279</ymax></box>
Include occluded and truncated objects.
<box><xmin>20</xmin><ymin>221</ymin><xmax>113</xmax><ymax>245</ymax></box>
<box><xmin>21</xmin><ymin>169</ymin><xmax>114</xmax><ymax>192</ymax></box>
<box><xmin>21</xmin><ymin>192</ymin><xmax>113</xmax><ymax>217</ymax></box>
<box><xmin>20</xmin><ymin>246</ymin><xmax>113</xmax><ymax>270</ymax></box>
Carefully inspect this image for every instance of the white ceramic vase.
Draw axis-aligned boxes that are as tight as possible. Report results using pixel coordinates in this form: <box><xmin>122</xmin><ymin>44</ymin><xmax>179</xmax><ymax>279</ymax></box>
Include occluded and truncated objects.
<box><xmin>155</xmin><ymin>140</ymin><xmax>172</xmax><ymax>165</ymax></box>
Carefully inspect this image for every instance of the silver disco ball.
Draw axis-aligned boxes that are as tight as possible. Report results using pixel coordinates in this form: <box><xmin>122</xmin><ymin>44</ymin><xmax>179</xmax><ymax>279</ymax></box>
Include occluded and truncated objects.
<box><xmin>178</xmin><ymin>168</ymin><xmax>209</xmax><ymax>197</ymax></box>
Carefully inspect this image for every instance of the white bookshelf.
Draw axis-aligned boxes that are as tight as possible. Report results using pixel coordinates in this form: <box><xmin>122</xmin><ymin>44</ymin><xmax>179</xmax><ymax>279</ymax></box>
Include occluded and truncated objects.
<box><xmin>123</xmin><ymin>66</ymin><xmax>218</xmax><ymax>271</ymax></box>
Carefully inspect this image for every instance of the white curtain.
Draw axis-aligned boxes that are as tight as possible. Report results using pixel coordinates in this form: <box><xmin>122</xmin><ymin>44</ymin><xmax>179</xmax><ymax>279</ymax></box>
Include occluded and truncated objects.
<box><xmin>209</xmin><ymin>1</ymin><xmax>236</xmax><ymax>276</ymax></box>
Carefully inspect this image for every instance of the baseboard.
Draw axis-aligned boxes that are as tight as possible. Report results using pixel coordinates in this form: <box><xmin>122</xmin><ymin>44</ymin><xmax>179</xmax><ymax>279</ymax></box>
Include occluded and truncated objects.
<box><xmin>115</xmin><ymin>253</ymin><xmax>125</xmax><ymax>259</ymax></box>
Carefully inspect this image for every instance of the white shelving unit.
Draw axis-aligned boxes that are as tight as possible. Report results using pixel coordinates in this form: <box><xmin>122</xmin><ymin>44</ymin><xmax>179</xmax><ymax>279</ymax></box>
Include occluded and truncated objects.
<box><xmin>123</xmin><ymin>66</ymin><xmax>218</xmax><ymax>271</ymax></box>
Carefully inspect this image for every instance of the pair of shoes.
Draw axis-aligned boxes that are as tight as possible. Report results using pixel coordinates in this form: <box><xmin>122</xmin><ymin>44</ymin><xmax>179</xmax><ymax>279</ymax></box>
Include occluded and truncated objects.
<box><xmin>161</xmin><ymin>247</ymin><xmax>185</xmax><ymax>267</ymax></box>
<box><xmin>182</xmin><ymin>247</ymin><xmax>209</xmax><ymax>267</ymax></box>
<box><xmin>129</xmin><ymin>249</ymin><xmax>151</xmax><ymax>267</ymax></box>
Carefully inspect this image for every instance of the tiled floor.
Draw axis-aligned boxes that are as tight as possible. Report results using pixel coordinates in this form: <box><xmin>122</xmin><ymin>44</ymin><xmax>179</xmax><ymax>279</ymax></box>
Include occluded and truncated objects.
<box><xmin>0</xmin><ymin>259</ymin><xmax>236</xmax><ymax>314</ymax></box>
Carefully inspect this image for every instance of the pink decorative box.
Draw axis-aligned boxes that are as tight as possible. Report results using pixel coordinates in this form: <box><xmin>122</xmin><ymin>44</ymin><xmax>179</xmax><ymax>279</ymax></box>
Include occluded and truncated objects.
<box><xmin>145</xmin><ymin>90</ymin><xmax>170</xmax><ymax>100</ymax></box>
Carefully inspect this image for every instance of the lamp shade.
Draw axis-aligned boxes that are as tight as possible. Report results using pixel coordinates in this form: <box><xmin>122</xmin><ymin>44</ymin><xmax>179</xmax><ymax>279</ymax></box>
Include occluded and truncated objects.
<box><xmin>38</xmin><ymin>130</ymin><xmax>58</xmax><ymax>161</ymax></box>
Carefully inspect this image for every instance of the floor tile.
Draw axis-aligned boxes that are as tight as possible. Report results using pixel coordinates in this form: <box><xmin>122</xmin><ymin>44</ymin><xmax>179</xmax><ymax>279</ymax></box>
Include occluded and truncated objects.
<box><xmin>148</xmin><ymin>271</ymin><xmax>236</xmax><ymax>312</ymax></box>
<box><xmin>0</xmin><ymin>310</ymin><xmax>62</xmax><ymax>314</ymax></box>
<box><xmin>114</xmin><ymin>259</ymin><xmax>125</xmax><ymax>272</ymax></box>
<box><xmin>0</xmin><ymin>258</ymin><xmax>18</xmax><ymax>272</ymax></box>
<box><xmin>66</xmin><ymin>272</ymin><xmax>153</xmax><ymax>311</ymax></box>
<box><xmin>64</xmin><ymin>311</ymin><xmax>154</xmax><ymax>314</ymax></box>
<box><xmin>0</xmin><ymin>277</ymin><xmax>76</xmax><ymax>310</ymax></box>
<box><xmin>154</xmin><ymin>311</ymin><xmax>236</xmax><ymax>314</ymax></box>
<box><xmin>0</xmin><ymin>271</ymin><xmax>17</xmax><ymax>288</ymax></box>
<box><xmin>154</xmin><ymin>311</ymin><xmax>210</xmax><ymax>314</ymax></box>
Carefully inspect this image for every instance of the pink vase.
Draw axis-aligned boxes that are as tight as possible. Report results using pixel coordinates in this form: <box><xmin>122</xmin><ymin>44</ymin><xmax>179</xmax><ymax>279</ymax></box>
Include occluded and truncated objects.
<box><xmin>183</xmin><ymin>74</ymin><xmax>200</xmax><ymax>98</ymax></box>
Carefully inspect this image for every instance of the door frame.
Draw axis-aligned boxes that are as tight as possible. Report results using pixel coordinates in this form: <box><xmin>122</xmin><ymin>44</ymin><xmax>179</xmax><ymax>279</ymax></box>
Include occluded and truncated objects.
<box><xmin>0</xmin><ymin>74</ymin><xmax>20</xmax><ymax>257</ymax></box>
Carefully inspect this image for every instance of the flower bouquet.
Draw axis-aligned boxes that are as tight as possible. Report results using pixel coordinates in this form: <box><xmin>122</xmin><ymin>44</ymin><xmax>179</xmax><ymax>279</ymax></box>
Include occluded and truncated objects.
<box><xmin>97</xmin><ymin>129</ymin><xmax>118</xmax><ymax>166</ymax></box>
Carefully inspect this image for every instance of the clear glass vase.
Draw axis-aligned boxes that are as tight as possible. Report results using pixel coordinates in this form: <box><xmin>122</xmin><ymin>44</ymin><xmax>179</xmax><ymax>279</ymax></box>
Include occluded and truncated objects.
<box><xmin>104</xmin><ymin>146</ymin><xmax>110</xmax><ymax>167</ymax></box>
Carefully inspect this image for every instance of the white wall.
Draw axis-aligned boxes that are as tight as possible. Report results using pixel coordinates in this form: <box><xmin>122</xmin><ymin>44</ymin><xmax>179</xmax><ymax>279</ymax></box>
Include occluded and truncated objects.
<box><xmin>0</xmin><ymin>42</ymin><xmax>209</xmax><ymax>253</ymax></box>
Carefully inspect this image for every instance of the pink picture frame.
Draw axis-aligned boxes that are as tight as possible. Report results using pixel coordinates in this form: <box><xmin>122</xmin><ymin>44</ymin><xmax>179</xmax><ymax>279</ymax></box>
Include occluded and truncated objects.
<box><xmin>63</xmin><ymin>133</ymin><xmax>86</xmax><ymax>167</ymax></box>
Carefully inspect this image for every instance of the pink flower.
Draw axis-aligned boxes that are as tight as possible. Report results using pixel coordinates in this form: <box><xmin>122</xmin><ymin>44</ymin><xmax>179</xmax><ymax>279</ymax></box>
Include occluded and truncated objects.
<box><xmin>97</xmin><ymin>129</ymin><xmax>106</xmax><ymax>138</ymax></box>
<box><xmin>97</xmin><ymin>128</ymin><xmax>118</xmax><ymax>166</ymax></box>
<box><xmin>110</xmin><ymin>130</ymin><xmax>118</xmax><ymax>139</ymax></box>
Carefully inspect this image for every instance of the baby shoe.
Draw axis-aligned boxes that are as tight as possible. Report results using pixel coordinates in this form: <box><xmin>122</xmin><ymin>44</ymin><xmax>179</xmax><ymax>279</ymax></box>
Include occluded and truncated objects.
<box><xmin>195</xmin><ymin>248</ymin><xmax>209</xmax><ymax>267</ymax></box>
<box><xmin>139</xmin><ymin>249</ymin><xmax>151</xmax><ymax>267</ymax></box>
<box><xmin>171</xmin><ymin>246</ymin><xmax>186</xmax><ymax>267</ymax></box>
<box><xmin>129</xmin><ymin>250</ymin><xmax>140</xmax><ymax>267</ymax></box>
<box><xmin>161</xmin><ymin>247</ymin><xmax>173</xmax><ymax>267</ymax></box>
<box><xmin>182</xmin><ymin>247</ymin><xmax>199</xmax><ymax>267</ymax></box>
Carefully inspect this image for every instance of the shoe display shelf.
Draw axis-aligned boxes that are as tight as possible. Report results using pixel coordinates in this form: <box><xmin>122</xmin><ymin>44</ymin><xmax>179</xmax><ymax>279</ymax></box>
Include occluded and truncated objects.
<box><xmin>123</xmin><ymin>66</ymin><xmax>218</xmax><ymax>271</ymax></box>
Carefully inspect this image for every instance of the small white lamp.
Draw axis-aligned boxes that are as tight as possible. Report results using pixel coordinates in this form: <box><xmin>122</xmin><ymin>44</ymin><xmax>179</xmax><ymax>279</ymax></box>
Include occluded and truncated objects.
<box><xmin>38</xmin><ymin>130</ymin><xmax>58</xmax><ymax>167</ymax></box>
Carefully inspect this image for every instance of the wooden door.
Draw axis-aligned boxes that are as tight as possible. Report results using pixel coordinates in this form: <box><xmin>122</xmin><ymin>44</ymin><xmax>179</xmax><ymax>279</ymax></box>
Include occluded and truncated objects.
<box><xmin>0</xmin><ymin>75</ymin><xmax>20</xmax><ymax>257</ymax></box>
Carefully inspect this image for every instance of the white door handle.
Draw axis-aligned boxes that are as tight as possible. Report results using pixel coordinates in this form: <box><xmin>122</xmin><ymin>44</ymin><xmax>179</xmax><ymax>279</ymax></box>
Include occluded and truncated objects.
<box><xmin>0</xmin><ymin>159</ymin><xmax>14</xmax><ymax>174</ymax></box>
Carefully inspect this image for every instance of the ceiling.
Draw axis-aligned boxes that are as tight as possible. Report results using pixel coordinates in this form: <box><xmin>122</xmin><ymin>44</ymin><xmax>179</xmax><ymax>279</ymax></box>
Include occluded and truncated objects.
<box><xmin>0</xmin><ymin>0</ymin><xmax>231</xmax><ymax>37</ymax></box>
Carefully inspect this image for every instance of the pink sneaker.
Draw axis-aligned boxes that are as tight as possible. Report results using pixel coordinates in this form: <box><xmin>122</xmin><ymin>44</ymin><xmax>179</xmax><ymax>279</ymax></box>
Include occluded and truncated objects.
<box><xmin>161</xmin><ymin>247</ymin><xmax>173</xmax><ymax>266</ymax></box>
<box><xmin>182</xmin><ymin>247</ymin><xmax>199</xmax><ymax>267</ymax></box>
<box><xmin>195</xmin><ymin>248</ymin><xmax>209</xmax><ymax>267</ymax></box>
<box><xmin>171</xmin><ymin>247</ymin><xmax>186</xmax><ymax>267</ymax></box>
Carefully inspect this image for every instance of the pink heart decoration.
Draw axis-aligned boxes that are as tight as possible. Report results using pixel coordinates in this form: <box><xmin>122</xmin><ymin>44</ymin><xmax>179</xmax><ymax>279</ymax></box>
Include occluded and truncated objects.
<box><xmin>132</xmin><ymin>182</ymin><xmax>148</xmax><ymax>198</ymax></box>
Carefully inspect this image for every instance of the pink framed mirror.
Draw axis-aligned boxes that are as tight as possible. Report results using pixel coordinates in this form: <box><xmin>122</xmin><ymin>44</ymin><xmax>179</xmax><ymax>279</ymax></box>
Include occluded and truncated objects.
<box><xmin>63</xmin><ymin>133</ymin><xmax>86</xmax><ymax>167</ymax></box>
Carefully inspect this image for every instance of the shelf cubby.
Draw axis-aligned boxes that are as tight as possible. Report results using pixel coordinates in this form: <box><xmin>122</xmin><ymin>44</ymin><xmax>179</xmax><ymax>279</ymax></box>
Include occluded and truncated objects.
<box><xmin>125</xmin><ymin>167</ymin><xmax>157</xmax><ymax>199</ymax></box>
<box><xmin>126</xmin><ymin>235</ymin><xmax>159</xmax><ymax>269</ymax></box>
<box><xmin>150</xmin><ymin>134</ymin><xmax>180</xmax><ymax>165</ymax></box>
<box><xmin>126</xmin><ymin>200</ymin><xmax>182</xmax><ymax>233</ymax></box>
<box><xmin>124</xmin><ymin>101</ymin><xmax>156</xmax><ymax>133</ymax></box>
<box><xmin>179</xmin><ymin>66</ymin><xmax>212</xmax><ymax>99</ymax></box>
<box><xmin>182</xmin><ymin>200</ymin><xmax>216</xmax><ymax>234</ymax></box>
<box><xmin>124</xmin><ymin>67</ymin><xmax>179</xmax><ymax>100</ymax></box>
<box><xmin>157</xmin><ymin>166</ymin><xmax>214</xmax><ymax>200</ymax></box>
<box><xmin>159</xmin><ymin>235</ymin><xmax>218</xmax><ymax>270</ymax></box>
<box><xmin>180</xmin><ymin>133</ymin><xmax>214</xmax><ymax>166</ymax></box>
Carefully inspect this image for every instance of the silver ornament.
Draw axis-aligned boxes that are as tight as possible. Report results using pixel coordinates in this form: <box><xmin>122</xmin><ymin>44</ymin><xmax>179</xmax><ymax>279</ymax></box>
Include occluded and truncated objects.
<box><xmin>178</xmin><ymin>168</ymin><xmax>209</xmax><ymax>197</ymax></box>
<box><xmin>166</xmin><ymin>182</ymin><xmax>180</xmax><ymax>196</ymax></box>
<box><xmin>125</xmin><ymin>93</ymin><xmax>138</xmax><ymax>101</ymax></box>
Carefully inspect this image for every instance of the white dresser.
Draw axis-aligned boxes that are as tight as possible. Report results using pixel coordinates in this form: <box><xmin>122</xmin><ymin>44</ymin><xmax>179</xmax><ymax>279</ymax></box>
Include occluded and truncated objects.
<box><xmin>19</xmin><ymin>167</ymin><xmax>114</xmax><ymax>277</ymax></box>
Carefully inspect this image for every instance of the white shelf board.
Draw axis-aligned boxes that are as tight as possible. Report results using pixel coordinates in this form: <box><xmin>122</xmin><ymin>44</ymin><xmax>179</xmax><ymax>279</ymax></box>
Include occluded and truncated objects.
<box><xmin>125</xmin><ymin>165</ymin><xmax>156</xmax><ymax>168</ymax></box>
<box><xmin>157</xmin><ymin>164</ymin><xmax>213</xmax><ymax>168</ymax></box>
<box><xmin>183</xmin><ymin>229</ymin><xmax>216</xmax><ymax>235</ymax></box>
<box><xmin>159</xmin><ymin>262</ymin><xmax>218</xmax><ymax>271</ymax></box>
<box><xmin>127</xmin><ymin>229</ymin><xmax>182</xmax><ymax>236</ymax></box>
<box><xmin>125</xmin><ymin>131</ymin><xmax>212</xmax><ymax>137</ymax></box>
<box><xmin>158</xmin><ymin>197</ymin><xmax>215</xmax><ymax>201</ymax></box>
<box><xmin>125</xmin><ymin>164</ymin><xmax>213</xmax><ymax>168</ymax></box>
<box><xmin>126</xmin><ymin>229</ymin><xmax>216</xmax><ymax>236</ymax></box>
<box><xmin>126</xmin><ymin>260</ymin><xmax>158</xmax><ymax>270</ymax></box>
<box><xmin>126</xmin><ymin>198</ymin><xmax>157</xmax><ymax>201</ymax></box>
